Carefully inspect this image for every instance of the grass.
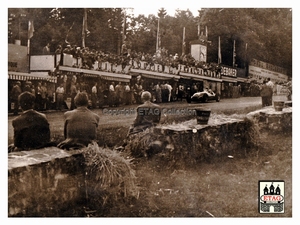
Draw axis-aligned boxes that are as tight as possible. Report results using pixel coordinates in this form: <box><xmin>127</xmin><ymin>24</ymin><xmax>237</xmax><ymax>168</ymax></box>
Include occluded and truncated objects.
<box><xmin>77</xmin><ymin>129</ymin><xmax>291</xmax><ymax>217</ymax></box>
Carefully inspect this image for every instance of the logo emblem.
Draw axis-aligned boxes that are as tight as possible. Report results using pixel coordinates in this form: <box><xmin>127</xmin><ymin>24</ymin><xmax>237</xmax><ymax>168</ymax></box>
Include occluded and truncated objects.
<box><xmin>259</xmin><ymin>180</ymin><xmax>284</xmax><ymax>213</ymax></box>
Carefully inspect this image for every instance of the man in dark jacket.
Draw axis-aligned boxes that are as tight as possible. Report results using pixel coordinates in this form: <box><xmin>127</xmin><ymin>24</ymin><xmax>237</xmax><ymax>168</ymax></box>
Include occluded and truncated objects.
<box><xmin>57</xmin><ymin>91</ymin><xmax>100</xmax><ymax>149</ymax></box>
<box><xmin>9</xmin><ymin>92</ymin><xmax>51</xmax><ymax>152</ymax></box>
<box><xmin>128</xmin><ymin>91</ymin><xmax>161</xmax><ymax>135</ymax></box>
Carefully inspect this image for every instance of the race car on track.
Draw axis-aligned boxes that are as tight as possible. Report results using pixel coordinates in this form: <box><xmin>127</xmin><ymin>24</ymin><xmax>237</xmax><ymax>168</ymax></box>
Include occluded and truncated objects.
<box><xmin>187</xmin><ymin>88</ymin><xmax>220</xmax><ymax>103</ymax></box>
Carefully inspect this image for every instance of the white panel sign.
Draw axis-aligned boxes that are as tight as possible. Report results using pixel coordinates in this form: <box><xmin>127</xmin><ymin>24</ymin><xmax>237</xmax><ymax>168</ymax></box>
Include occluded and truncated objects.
<box><xmin>30</xmin><ymin>55</ymin><xmax>55</xmax><ymax>70</ymax></box>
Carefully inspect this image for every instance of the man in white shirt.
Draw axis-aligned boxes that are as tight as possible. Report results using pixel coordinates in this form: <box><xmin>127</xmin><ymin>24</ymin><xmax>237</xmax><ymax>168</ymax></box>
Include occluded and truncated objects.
<box><xmin>91</xmin><ymin>82</ymin><xmax>98</xmax><ymax>109</ymax></box>
<box><xmin>56</xmin><ymin>83</ymin><xmax>65</xmax><ymax>110</ymax></box>
<box><xmin>165</xmin><ymin>82</ymin><xmax>173</xmax><ymax>102</ymax></box>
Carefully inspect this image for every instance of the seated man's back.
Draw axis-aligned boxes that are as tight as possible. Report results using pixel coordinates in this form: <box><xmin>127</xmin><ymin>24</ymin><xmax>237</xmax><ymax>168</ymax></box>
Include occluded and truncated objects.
<box><xmin>10</xmin><ymin>92</ymin><xmax>51</xmax><ymax>151</ymax></box>
<box><xmin>64</xmin><ymin>107</ymin><xmax>99</xmax><ymax>144</ymax></box>
<box><xmin>13</xmin><ymin>110</ymin><xmax>50</xmax><ymax>149</ymax></box>
<box><xmin>58</xmin><ymin>91</ymin><xmax>100</xmax><ymax>149</ymax></box>
<box><xmin>129</xmin><ymin>91</ymin><xmax>161</xmax><ymax>135</ymax></box>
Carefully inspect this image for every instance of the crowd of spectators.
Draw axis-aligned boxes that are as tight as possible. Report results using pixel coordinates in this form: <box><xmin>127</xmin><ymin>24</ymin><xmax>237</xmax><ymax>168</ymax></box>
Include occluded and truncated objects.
<box><xmin>53</xmin><ymin>43</ymin><xmax>222</xmax><ymax>74</ymax></box>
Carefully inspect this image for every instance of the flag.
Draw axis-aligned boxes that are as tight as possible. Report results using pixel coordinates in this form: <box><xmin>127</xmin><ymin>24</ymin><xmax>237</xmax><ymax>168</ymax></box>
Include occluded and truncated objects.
<box><xmin>27</xmin><ymin>20</ymin><xmax>34</xmax><ymax>55</ymax></box>
<box><xmin>28</xmin><ymin>20</ymin><xmax>34</xmax><ymax>39</ymax></box>
<box><xmin>218</xmin><ymin>36</ymin><xmax>222</xmax><ymax>64</ymax></box>
<box><xmin>182</xmin><ymin>27</ymin><xmax>186</xmax><ymax>55</ymax></box>
<box><xmin>233</xmin><ymin>40</ymin><xmax>236</xmax><ymax>67</ymax></box>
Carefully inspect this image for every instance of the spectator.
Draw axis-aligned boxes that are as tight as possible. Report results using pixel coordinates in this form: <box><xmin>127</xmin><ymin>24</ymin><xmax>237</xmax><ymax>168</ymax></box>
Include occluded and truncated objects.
<box><xmin>260</xmin><ymin>80</ymin><xmax>272</xmax><ymax>107</ymax></box>
<box><xmin>42</xmin><ymin>43</ymin><xmax>50</xmax><ymax>54</ymax></box>
<box><xmin>56</xmin><ymin>83</ymin><xmax>65</xmax><ymax>110</ymax></box>
<box><xmin>70</xmin><ymin>81</ymin><xmax>78</xmax><ymax>110</ymax></box>
<box><xmin>91</xmin><ymin>82</ymin><xmax>98</xmax><ymax>109</ymax></box>
<box><xmin>57</xmin><ymin>91</ymin><xmax>100</xmax><ymax>150</ymax></box>
<box><xmin>155</xmin><ymin>83</ymin><xmax>162</xmax><ymax>103</ymax></box>
<box><xmin>23</xmin><ymin>81</ymin><xmax>32</xmax><ymax>92</ymax></box>
<box><xmin>8</xmin><ymin>92</ymin><xmax>51</xmax><ymax>152</ymax></box>
<box><xmin>55</xmin><ymin>45</ymin><xmax>62</xmax><ymax>54</ymax></box>
<box><xmin>41</xmin><ymin>82</ymin><xmax>48</xmax><ymax>111</ymax></box>
<box><xmin>128</xmin><ymin>91</ymin><xmax>161</xmax><ymax>135</ymax></box>
<box><xmin>124</xmin><ymin>82</ymin><xmax>131</xmax><ymax>105</ymax></box>
<box><xmin>109</xmin><ymin>82</ymin><xmax>116</xmax><ymax>107</ymax></box>
<box><xmin>165</xmin><ymin>82</ymin><xmax>173</xmax><ymax>102</ymax></box>
<box><xmin>177</xmin><ymin>84</ymin><xmax>184</xmax><ymax>101</ymax></box>
<box><xmin>11</xmin><ymin>81</ymin><xmax>22</xmax><ymax>115</ymax></box>
<box><xmin>35</xmin><ymin>82</ymin><xmax>43</xmax><ymax>110</ymax></box>
<box><xmin>266</xmin><ymin>78</ymin><xmax>274</xmax><ymax>106</ymax></box>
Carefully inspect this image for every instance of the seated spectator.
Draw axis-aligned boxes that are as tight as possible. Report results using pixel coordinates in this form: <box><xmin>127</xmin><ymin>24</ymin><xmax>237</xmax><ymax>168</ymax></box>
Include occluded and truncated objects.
<box><xmin>9</xmin><ymin>92</ymin><xmax>51</xmax><ymax>152</ymax></box>
<box><xmin>128</xmin><ymin>91</ymin><xmax>161</xmax><ymax>135</ymax></box>
<box><xmin>57</xmin><ymin>91</ymin><xmax>100</xmax><ymax>150</ymax></box>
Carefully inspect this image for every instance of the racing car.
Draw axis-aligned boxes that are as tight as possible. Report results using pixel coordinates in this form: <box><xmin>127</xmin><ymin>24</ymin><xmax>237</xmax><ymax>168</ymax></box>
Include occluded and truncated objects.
<box><xmin>187</xmin><ymin>88</ymin><xmax>220</xmax><ymax>103</ymax></box>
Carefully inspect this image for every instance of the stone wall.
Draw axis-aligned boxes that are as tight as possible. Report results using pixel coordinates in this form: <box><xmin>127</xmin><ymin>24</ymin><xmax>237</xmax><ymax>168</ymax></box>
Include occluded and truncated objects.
<box><xmin>124</xmin><ymin>114</ymin><xmax>259</xmax><ymax>166</ymax></box>
<box><xmin>246</xmin><ymin>106</ymin><xmax>292</xmax><ymax>133</ymax></box>
<box><xmin>8</xmin><ymin>148</ymin><xmax>86</xmax><ymax>216</ymax></box>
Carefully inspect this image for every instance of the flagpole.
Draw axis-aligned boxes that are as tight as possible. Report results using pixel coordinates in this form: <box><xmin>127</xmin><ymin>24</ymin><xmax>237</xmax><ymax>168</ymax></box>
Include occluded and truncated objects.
<box><xmin>233</xmin><ymin>39</ymin><xmax>236</xmax><ymax>67</ymax></box>
<box><xmin>156</xmin><ymin>18</ymin><xmax>160</xmax><ymax>51</ymax></box>
<box><xmin>123</xmin><ymin>10</ymin><xmax>126</xmax><ymax>43</ymax></box>
<box><xmin>82</xmin><ymin>8</ymin><xmax>87</xmax><ymax>48</ymax></box>
<box><xmin>182</xmin><ymin>27</ymin><xmax>186</xmax><ymax>55</ymax></box>
<box><xmin>218</xmin><ymin>36</ymin><xmax>222</xmax><ymax>64</ymax></box>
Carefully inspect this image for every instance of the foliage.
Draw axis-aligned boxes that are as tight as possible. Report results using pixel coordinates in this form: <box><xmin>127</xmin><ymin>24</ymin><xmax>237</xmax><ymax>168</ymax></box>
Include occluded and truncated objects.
<box><xmin>82</xmin><ymin>142</ymin><xmax>139</xmax><ymax>208</ymax></box>
<box><xmin>199</xmin><ymin>8</ymin><xmax>292</xmax><ymax>73</ymax></box>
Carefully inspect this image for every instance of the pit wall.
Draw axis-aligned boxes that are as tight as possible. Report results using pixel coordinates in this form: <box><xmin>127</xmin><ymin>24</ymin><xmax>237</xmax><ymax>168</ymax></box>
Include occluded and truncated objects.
<box><xmin>8</xmin><ymin>106</ymin><xmax>292</xmax><ymax>216</ymax></box>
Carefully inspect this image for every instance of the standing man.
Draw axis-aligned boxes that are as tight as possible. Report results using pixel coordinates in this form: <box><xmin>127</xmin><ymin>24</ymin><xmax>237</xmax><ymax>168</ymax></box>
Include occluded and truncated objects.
<box><xmin>41</xmin><ymin>82</ymin><xmax>48</xmax><ymax>111</ymax></box>
<box><xmin>91</xmin><ymin>82</ymin><xmax>98</xmax><ymax>109</ymax></box>
<box><xmin>109</xmin><ymin>82</ymin><xmax>115</xmax><ymax>107</ymax></box>
<box><xmin>165</xmin><ymin>82</ymin><xmax>173</xmax><ymax>102</ymax></box>
<box><xmin>11</xmin><ymin>81</ymin><xmax>22</xmax><ymax>115</ymax></box>
<box><xmin>56</xmin><ymin>83</ymin><xmax>65</xmax><ymax>110</ymax></box>
<box><xmin>266</xmin><ymin>78</ymin><xmax>274</xmax><ymax>106</ymax></box>
<box><xmin>70</xmin><ymin>81</ymin><xmax>78</xmax><ymax>110</ymax></box>
<box><xmin>124</xmin><ymin>82</ymin><xmax>131</xmax><ymax>105</ymax></box>
<box><xmin>42</xmin><ymin>42</ymin><xmax>51</xmax><ymax>54</ymax></box>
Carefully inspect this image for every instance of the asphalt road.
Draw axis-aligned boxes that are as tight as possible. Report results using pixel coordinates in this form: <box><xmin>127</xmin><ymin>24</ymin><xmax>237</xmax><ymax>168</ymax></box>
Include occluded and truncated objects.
<box><xmin>8</xmin><ymin>96</ymin><xmax>262</xmax><ymax>145</ymax></box>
